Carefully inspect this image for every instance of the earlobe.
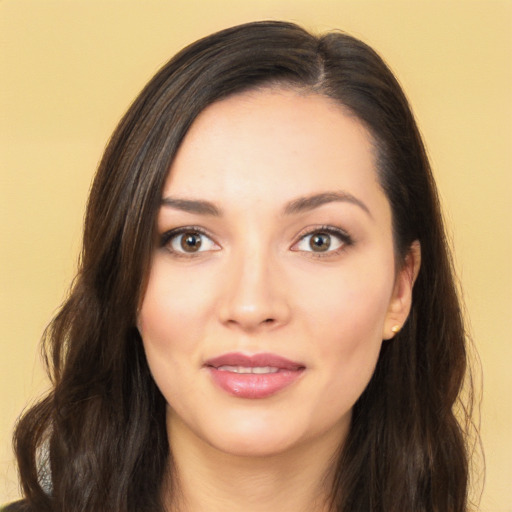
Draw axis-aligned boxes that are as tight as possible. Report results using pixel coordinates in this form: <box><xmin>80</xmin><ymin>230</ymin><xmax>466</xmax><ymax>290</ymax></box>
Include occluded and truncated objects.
<box><xmin>383</xmin><ymin>241</ymin><xmax>421</xmax><ymax>340</ymax></box>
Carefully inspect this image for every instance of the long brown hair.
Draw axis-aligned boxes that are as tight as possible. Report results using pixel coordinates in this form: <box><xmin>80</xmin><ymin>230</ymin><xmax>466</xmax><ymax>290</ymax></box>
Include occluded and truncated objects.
<box><xmin>13</xmin><ymin>21</ymin><xmax>475</xmax><ymax>512</ymax></box>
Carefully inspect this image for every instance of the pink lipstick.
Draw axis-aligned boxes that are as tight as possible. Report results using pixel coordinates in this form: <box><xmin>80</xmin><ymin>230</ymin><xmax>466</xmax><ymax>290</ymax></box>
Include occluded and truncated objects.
<box><xmin>204</xmin><ymin>352</ymin><xmax>305</xmax><ymax>399</ymax></box>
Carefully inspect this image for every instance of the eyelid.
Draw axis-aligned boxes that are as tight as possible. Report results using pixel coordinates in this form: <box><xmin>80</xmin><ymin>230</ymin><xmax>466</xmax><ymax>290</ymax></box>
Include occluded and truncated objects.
<box><xmin>158</xmin><ymin>224</ymin><xmax>353</xmax><ymax>258</ymax></box>
<box><xmin>159</xmin><ymin>226</ymin><xmax>221</xmax><ymax>256</ymax></box>
<box><xmin>290</xmin><ymin>225</ymin><xmax>353</xmax><ymax>256</ymax></box>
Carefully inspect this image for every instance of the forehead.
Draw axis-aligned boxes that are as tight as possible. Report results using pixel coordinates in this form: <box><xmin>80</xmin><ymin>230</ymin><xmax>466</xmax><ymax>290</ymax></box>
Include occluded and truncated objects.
<box><xmin>164</xmin><ymin>88</ymin><xmax>384</xmax><ymax>213</ymax></box>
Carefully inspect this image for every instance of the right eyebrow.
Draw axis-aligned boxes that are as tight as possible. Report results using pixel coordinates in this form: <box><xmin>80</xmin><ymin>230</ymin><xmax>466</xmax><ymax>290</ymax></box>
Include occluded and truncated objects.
<box><xmin>160</xmin><ymin>197</ymin><xmax>222</xmax><ymax>216</ymax></box>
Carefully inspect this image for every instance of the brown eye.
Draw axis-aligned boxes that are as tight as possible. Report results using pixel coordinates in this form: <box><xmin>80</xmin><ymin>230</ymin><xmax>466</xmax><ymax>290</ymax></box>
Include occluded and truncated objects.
<box><xmin>309</xmin><ymin>232</ymin><xmax>331</xmax><ymax>252</ymax></box>
<box><xmin>164</xmin><ymin>229</ymin><xmax>220</xmax><ymax>255</ymax></box>
<box><xmin>293</xmin><ymin>227</ymin><xmax>349</xmax><ymax>256</ymax></box>
<box><xmin>180</xmin><ymin>232</ymin><xmax>202</xmax><ymax>252</ymax></box>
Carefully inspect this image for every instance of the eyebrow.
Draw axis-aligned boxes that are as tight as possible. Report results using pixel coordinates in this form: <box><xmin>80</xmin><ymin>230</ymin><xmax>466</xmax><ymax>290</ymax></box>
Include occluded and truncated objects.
<box><xmin>160</xmin><ymin>191</ymin><xmax>371</xmax><ymax>218</ymax></box>
<box><xmin>283</xmin><ymin>191</ymin><xmax>372</xmax><ymax>218</ymax></box>
<box><xmin>160</xmin><ymin>197</ymin><xmax>222</xmax><ymax>216</ymax></box>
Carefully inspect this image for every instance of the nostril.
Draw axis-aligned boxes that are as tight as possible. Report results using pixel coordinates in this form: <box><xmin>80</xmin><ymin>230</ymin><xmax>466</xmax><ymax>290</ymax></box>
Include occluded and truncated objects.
<box><xmin>263</xmin><ymin>318</ymin><xmax>275</xmax><ymax>324</ymax></box>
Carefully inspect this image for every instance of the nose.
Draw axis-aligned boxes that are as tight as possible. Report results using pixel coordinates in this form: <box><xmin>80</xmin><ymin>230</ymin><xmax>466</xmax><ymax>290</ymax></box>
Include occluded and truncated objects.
<box><xmin>218</xmin><ymin>246</ymin><xmax>291</xmax><ymax>332</ymax></box>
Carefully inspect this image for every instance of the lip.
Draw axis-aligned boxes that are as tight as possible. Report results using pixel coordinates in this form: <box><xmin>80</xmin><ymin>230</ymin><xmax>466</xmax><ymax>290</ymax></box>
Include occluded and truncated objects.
<box><xmin>204</xmin><ymin>352</ymin><xmax>305</xmax><ymax>399</ymax></box>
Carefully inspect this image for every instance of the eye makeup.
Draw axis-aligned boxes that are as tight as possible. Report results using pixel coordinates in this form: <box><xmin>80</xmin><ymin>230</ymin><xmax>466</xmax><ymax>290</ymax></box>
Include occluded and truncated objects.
<box><xmin>158</xmin><ymin>222</ymin><xmax>354</xmax><ymax>261</ymax></box>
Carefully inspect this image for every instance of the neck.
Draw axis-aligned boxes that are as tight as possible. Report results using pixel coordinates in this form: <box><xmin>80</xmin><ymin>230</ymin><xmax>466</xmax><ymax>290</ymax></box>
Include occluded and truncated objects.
<box><xmin>164</xmin><ymin>413</ymin><xmax>344</xmax><ymax>512</ymax></box>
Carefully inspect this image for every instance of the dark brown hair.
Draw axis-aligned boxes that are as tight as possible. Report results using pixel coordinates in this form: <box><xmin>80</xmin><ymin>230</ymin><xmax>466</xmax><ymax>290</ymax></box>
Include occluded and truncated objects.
<box><xmin>13</xmin><ymin>21</ymin><xmax>475</xmax><ymax>512</ymax></box>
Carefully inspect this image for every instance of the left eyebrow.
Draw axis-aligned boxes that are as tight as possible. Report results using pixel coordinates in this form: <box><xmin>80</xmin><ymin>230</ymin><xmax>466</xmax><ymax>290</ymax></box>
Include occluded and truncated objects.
<box><xmin>283</xmin><ymin>191</ymin><xmax>372</xmax><ymax>218</ymax></box>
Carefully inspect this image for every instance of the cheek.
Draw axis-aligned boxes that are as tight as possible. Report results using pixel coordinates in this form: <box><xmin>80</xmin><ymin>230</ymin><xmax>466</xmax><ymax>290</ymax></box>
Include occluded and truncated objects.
<box><xmin>138</xmin><ymin>272</ymin><xmax>211</xmax><ymax>412</ymax></box>
<box><xmin>137</xmin><ymin>264</ymin><xmax>211</xmax><ymax>402</ymax></box>
<box><xmin>301</xmin><ymin>259</ymin><xmax>394</xmax><ymax>344</ymax></box>
<box><xmin>295</xmin><ymin>257</ymin><xmax>394</xmax><ymax>403</ymax></box>
<box><xmin>138</xmin><ymin>260</ymin><xmax>215</xmax><ymax>351</ymax></box>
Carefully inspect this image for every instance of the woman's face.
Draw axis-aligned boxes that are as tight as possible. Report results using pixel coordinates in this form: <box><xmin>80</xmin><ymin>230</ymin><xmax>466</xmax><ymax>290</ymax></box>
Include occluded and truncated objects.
<box><xmin>138</xmin><ymin>89</ymin><xmax>415</xmax><ymax>457</ymax></box>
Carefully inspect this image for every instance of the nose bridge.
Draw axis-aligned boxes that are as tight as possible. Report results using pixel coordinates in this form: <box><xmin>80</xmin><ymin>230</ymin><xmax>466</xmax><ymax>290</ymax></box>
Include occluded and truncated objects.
<box><xmin>219</xmin><ymin>236</ymin><xmax>290</xmax><ymax>330</ymax></box>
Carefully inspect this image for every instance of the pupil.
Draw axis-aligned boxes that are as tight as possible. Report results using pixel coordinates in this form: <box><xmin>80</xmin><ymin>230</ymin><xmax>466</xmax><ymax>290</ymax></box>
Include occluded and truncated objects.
<box><xmin>311</xmin><ymin>233</ymin><xmax>331</xmax><ymax>252</ymax></box>
<box><xmin>181</xmin><ymin>232</ymin><xmax>201</xmax><ymax>252</ymax></box>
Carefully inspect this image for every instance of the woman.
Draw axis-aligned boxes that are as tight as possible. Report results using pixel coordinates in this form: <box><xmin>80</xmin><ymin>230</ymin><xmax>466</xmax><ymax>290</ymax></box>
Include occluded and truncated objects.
<box><xmin>7</xmin><ymin>20</ymin><xmax>474</xmax><ymax>512</ymax></box>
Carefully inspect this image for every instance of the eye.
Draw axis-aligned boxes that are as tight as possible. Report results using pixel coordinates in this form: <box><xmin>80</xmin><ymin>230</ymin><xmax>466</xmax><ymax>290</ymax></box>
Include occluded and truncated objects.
<box><xmin>161</xmin><ymin>228</ymin><xmax>219</xmax><ymax>255</ymax></box>
<box><xmin>292</xmin><ymin>227</ymin><xmax>351</xmax><ymax>255</ymax></box>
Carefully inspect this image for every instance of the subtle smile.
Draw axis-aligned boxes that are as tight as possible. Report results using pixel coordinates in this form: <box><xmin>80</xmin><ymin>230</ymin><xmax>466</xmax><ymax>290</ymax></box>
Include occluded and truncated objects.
<box><xmin>205</xmin><ymin>353</ymin><xmax>305</xmax><ymax>399</ymax></box>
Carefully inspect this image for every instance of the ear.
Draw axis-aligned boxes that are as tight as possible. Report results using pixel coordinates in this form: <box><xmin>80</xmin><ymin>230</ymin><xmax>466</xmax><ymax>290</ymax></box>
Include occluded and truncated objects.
<box><xmin>383</xmin><ymin>240</ymin><xmax>421</xmax><ymax>340</ymax></box>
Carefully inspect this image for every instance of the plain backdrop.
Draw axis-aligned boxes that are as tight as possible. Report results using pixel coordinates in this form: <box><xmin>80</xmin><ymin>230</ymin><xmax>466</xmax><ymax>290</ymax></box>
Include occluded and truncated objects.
<box><xmin>1</xmin><ymin>1</ymin><xmax>511</xmax><ymax>510</ymax></box>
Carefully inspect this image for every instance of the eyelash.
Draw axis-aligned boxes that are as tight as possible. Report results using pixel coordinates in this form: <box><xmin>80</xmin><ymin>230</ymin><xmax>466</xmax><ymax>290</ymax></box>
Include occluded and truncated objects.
<box><xmin>292</xmin><ymin>225</ymin><xmax>353</xmax><ymax>258</ymax></box>
<box><xmin>159</xmin><ymin>226</ymin><xmax>218</xmax><ymax>259</ymax></box>
<box><xmin>159</xmin><ymin>225</ymin><xmax>353</xmax><ymax>259</ymax></box>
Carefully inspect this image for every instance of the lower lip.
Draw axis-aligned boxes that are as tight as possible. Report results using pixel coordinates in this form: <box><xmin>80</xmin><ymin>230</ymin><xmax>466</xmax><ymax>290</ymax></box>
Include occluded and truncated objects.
<box><xmin>207</xmin><ymin>368</ymin><xmax>304</xmax><ymax>399</ymax></box>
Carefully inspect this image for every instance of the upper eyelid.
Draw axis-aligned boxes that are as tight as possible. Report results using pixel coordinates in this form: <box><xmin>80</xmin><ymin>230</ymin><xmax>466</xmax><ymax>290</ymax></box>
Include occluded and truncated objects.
<box><xmin>159</xmin><ymin>226</ymin><xmax>217</xmax><ymax>246</ymax></box>
<box><xmin>291</xmin><ymin>225</ymin><xmax>353</xmax><ymax>253</ymax></box>
<box><xmin>160</xmin><ymin>225</ymin><xmax>213</xmax><ymax>237</ymax></box>
<box><xmin>294</xmin><ymin>225</ymin><xmax>352</xmax><ymax>241</ymax></box>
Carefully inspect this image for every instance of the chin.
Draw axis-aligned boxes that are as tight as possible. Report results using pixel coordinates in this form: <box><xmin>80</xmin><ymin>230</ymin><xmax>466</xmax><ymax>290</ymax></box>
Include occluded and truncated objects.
<box><xmin>173</xmin><ymin>404</ymin><xmax>350</xmax><ymax>460</ymax></box>
<box><xmin>219</xmin><ymin>426</ymin><xmax>304</xmax><ymax>457</ymax></box>
<box><xmin>211</xmin><ymin>414</ymin><xmax>303</xmax><ymax>456</ymax></box>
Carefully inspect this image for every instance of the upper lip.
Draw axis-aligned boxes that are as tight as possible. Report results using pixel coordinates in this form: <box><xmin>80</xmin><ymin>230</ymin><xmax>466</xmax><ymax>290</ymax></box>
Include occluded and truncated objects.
<box><xmin>205</xmin><ymin>352</ymin><xmax>305</xmax><ymax>371</ymax></box>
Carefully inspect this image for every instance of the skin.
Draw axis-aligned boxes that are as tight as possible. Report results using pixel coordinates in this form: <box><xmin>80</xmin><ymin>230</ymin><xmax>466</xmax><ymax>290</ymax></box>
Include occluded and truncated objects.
<box><xmin>137</xmin><ymin>88</ymin><xmax>420</xmax><ymax>511</ymax></box>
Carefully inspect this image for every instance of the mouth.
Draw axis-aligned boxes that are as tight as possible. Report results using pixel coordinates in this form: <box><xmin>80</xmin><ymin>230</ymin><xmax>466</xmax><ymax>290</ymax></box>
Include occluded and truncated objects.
<box><xmin>204</xmin><ymin>352</ymin><xmax>305</xmax><ymax>399</ymax></box>
<box><xmin>216</xmin><ymin>365</ymin><xmax>280</xmax><ymax>374</ymax></box>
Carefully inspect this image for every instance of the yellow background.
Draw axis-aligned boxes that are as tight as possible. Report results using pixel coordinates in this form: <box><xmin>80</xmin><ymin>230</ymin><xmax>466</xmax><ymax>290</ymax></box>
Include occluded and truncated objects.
<box><xmin>1</xmin><ymin>1</ymin><xmax>510</xmax><ymax>509</ymax></box>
